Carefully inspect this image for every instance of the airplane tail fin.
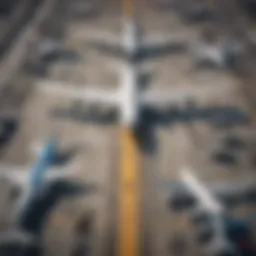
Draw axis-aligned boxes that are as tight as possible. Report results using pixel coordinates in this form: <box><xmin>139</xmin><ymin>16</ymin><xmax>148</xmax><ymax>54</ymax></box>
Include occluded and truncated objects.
<box><xmin>30</xmin><ymin>136</ymin><xmax>58</xmax><ymax>160</ymax></box>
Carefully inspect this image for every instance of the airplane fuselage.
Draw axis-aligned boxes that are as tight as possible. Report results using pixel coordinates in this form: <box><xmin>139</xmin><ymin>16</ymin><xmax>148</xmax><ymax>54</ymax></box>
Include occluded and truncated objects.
<box><xmin>118</xmin><ymin>62</ymin><xmax>140</xmax><ymax>127</ymax></box>
<box><xmin>122</xmin><ymin>18</ymin><xmax>142</xmax><ymax>60</ymax></box>
<box><xmin>15</xmin><ymin>138</ymin><xmax>58</xmax><ymax>227</ymax></box>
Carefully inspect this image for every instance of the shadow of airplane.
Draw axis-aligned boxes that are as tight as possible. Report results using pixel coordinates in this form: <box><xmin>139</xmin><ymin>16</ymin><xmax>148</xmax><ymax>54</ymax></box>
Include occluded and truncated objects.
<box><xmin>223</xmin><ymin>135</ymin><xmax>246</xmax><ymax>151</ymax></box>
<box><xmin>50</xmin><ymin>106</ymin><xmax>118</xmax><ymax>125</ymax></box>
<box><xmin>209</xmin><ymin>134</ymin><xmax>247</xmax><ymax>166</ymax></box>
<box><xmin>18</xmin><ymin>179</ymin><xmax>95</xmax><ymax>235</ymax></box>
<box><xmin>0</xmin><ymin>118</ymin><xmax>18</xmax><ymax>152</ymax></box>
<box><xmin>211</xmin><ymin>151</ymin><xmax>238</xmax><ymax>166</ymax></box>
<box><xmin>178</xmin><ymin>4</ymin><xmax>215</xmax><ymax>23</ymax></box>
<box><xmin>238</xmin><ymin>0</ymin><xmax>256</xmax><ymax>19</ymax></box>
<box><xmin>49</xmin><ymin>104</ymin><xmax>251</xmax><ymax>155</ymax></box>
<box><xmin>0</xmin><ymin>240</ymin><xmax>40</xmax><ymax>256</ymax></box>
<box><xmin>40</xmin><ymin>49</ymin><xmax>81</xmax><ymax>64</ymax></box>
<box><xmin>0</xmin><ymin>179</ymin><xmax>95</xmax><ymax>256</ymax></box>
<box><xmin>134</xmin><ymin>105</ymin><xmax>251</xmax><ymax>154</ymax></box>
<box><xmin>89</xmin><ymin>41</ymin><xmax>188</xmax><ymax>63</ymax></box>
<box><xmin>51</xmin><ymin>146</ymin><xmax>81</xmax><ymax>166</ymax></box>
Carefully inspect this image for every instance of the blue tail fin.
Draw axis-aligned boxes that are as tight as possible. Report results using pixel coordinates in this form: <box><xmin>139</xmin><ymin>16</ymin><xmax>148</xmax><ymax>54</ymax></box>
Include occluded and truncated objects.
<box><xmin>28</xmin><ymin>138</ymin><xmax>58</xmax><ymax>189</ymax></box>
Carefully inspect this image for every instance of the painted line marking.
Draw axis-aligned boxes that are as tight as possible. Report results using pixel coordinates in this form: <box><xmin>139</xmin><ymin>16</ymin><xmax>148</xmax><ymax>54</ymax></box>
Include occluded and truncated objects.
<box><xmin>123</xmin><ymin>0</ymin><xmax>134</xmax><ymax>17</ymax></box>
<box><xmin>118</xmin><ymin>127</ymin><xmax>140</xmax><ymax>256</ymax></box>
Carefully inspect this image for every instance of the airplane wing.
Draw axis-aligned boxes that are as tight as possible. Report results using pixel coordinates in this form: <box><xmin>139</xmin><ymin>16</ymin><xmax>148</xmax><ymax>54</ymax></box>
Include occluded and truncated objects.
<box><xmin>180</xmin><ymin>167</ymin><xmax>223</xmax><ymax>214</ymax></box>
<box><xmin>44</xmin><ymin>165</ymin><xmax>80</xmax><ymax>182</ymax></box>
<box><xmin>140</xmin><ymin>34</ymin><xmax>187</xmax><ymax>55</ymax></box>
<box><xmin>211</xmin><ymin>180</ymin><xmax>255</xmax><ymax>196</ymax></box>
<box><xmin>165</xmin><ymin>176</ymin><xmax>256</xmax><ymax>212</ymax></box>
<box><xmin>140</xmin><ymin>88</ymin><xmax>196</xmax><ymax>107</ymax></box>
<box><xmin>0</xmin><ymin>166</ymin><xmax>28</xmax><ymax>186</ymax></box>
<box><xmin>210</xmin><ymin>178</ymin><xmax>256</xmax><ymax>204</ymax></box>
<box><xmin>192</xmin><ymin>43</ymin><xmax>225</xmax><ymax>67</ymax></box>
<box><xmin>0</xmin><ymin>165</ymin><xmax>78</xmax><ymax>187</ymax></box>
<box><xmin>140</xmin><ymin>84</ymin><xmax>231</xmax><ymax>107</ymax></box>
<box><xmin>37</xmin><ymin>79</ymin><xmax>118</xmax><ymax>105</ymax></box>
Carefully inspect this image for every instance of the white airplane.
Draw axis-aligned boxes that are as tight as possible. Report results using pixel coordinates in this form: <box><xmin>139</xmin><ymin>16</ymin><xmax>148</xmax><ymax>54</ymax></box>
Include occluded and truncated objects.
<box><xmin>0</xmin><ymin>137</ymin><xmax>81</xmax><ymax>245</ymax></box>
<box><xmin>192</xmin><ymin>42</ymin><xmax>227</xmax><ymax>68</ymax></box>
<box><xmin>170</xmin><ymin>175</ymin><xmax>256</xmax><ymax>210</ymax></box>
<box><xmin>192</xmin><ymin>38</ymin><xmax>244</xmax><ymax>69</ymax></box>
<box><xmin>180</xmin><ymin>167</ymin><xmax>237</xmax><ymax>255</ymax></box>
<box><xmin>77</xmin><ymin>17</ymin><xmax>187</xmax><ymax>61</ymax></box>
<box><xmin>37</xmin><ymin>60</ymin><xmax>231</xmax><ymax>129</ymax></box>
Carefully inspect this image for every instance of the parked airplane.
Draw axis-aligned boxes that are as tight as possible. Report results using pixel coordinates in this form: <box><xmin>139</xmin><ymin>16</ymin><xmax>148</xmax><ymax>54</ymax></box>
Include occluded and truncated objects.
<box><xmin>192</xmin><ymin>36</ymin><xmax>244</xmax><ymax>69</ymax></box>
<box><xmin>170</xmin><ymin>167</ymin><xmax>256</xmax><ymax>255</ymax></box>
<box><xmin>78</xmin><ymin>17</ymin><xmax>187</xmax><ymax>61</ymax></box>
<box><xmin>0</xmin><ymin>137</ymin><xmax>81</xmax><ymax>245</ymax></box>
<box><xmin>38</xmin><ymin>61</ymin><xmax>231</xmax><ymax>129</ymax></box>
<box><xmin>170</xmin><ymin>175</ymin><xmax>256</xmax><ymax>211</ymax></box>
<box><xmin>179</xmin><ymin>168</ymin><xmax>236</xmax><ymax>255</ymax></box>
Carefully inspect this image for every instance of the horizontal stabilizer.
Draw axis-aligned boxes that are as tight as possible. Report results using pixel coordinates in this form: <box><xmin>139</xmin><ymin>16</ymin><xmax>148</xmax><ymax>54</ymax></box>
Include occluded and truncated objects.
<box><xmin>141</xmin><ymin>83</ymin><xmax>233</xmax><ymax>107</ymax></box>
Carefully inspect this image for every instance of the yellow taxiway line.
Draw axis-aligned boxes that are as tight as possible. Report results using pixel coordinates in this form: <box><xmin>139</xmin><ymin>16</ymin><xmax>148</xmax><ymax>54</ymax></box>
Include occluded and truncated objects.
<box><xmin>123</xmin><ymin>0</ymin><xmax>135</xmax><ymax>18</ymax></box>
<box><xmin>118</xmin><ymin>127</ymin><xmax>140</xmax><ymax>256</ymax></box>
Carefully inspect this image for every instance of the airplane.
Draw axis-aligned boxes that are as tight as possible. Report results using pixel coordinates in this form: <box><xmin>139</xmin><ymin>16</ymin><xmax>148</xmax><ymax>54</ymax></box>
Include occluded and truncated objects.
<box><xmin>169</xmin><ymin>175</ymin><xmax>256</xmax><ymax>211</ymax></box>
<box><xmin>37</xmin><ymin>60</ymin><xmax>233</xmax><ymax>129</ymax></box>
<box><xmin>192</xmin><ymin>36</ymin><xmax>244</xmax><ymax>70</ymax></box>
<box><xmin>170</xmin><ymin>167</ymin><xmax>256</xmax><ymax>255</ymax></box>
<box><xmin>179</xmin><ymin>167</ymin><xmax>237</xmax><ymax>255</ymax></box>
<box><xmin>0</xmin><ymin>136</ymin><xmax>82</xmax><ymax>247</ymax></box>
<box><xmin>192</xmin><ymin>41</ymin><xmax>228</xmax><ymax>69</ymax></box>
<box><xmin>76</xmin><ymin>16</ymin><xmax>188</xmax><ymax>61</ymax></box>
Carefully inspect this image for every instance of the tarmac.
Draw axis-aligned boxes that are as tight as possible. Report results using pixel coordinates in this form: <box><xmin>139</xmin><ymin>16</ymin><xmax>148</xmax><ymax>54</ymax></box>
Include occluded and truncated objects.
<box><xmin>0</xmin><ymin>0</ymin><xmax>256</xmax><ymax>255</ymax></box>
